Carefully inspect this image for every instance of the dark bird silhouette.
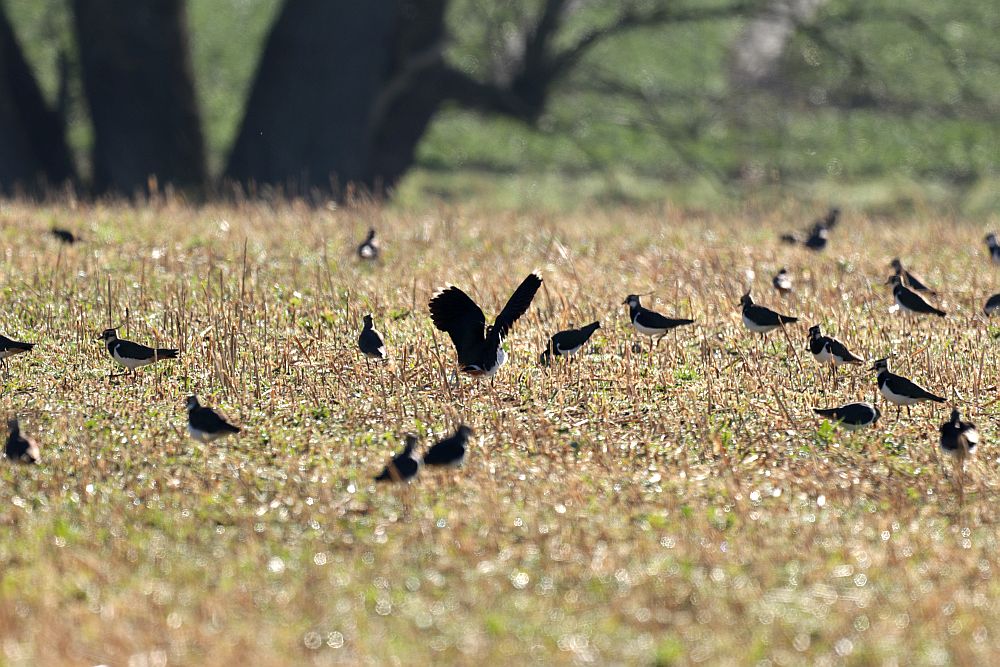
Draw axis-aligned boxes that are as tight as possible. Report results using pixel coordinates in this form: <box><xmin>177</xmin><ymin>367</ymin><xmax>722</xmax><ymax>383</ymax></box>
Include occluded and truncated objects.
<box><xmin>986</xmin><ymin>233</ymin><xmax>1000</xmax><ymax>264</ymax></box>
<box><xmin>95</xmin><ymin>328</ymin><xmax>179</xmax><ymax>378</ymax></box>
<box><xmin>374</xmin><ymin>434</ymin><xmax>420</xmax><ymax>482</ymax></box>
<box><xmin>807</xmin><ymin>325</ymin><xmax>863</xmax><ymax>386</ymax></box>
<box><xmin>939</xmin><ymin>409</ymin><xmax>979</xmax><ymax>468</ymax></box>
<box><xmin>887</xmin><ymin>275</ymin><xmax>945</xmax><ymax>317</ymax></box>
<box><xmin>985</xmin><ymin>293</ymin><xmax>1000</xmax><ymax>316</ymax></box>
<box><xmin>186</xmin><ymin>395</ymin><xmax>241</xmax><ymax>442</ymax></box>
<box><xmin>739</xmin><ymin>292</ymin><xmax>797</xmax><ymax>334</ymax></box>
<box><xmin>429</xmin><ymin>273</ymin><xmax>542</xmax><ymax>377</ymax></box>
<box><xmin>540</xmin><ymin>321</ymin><xmax>600</xmax><ymax>365</ymax></box>
<box><xmin>50</xmin><ymin>227</ymin><xmax>80</xmax><ymax>244</ymax></box>
<box><xmin>872</xmin><ymin>358</ymin><xmax>945</xmax><ymax>418</ymax></box>
<box><xmin>0</xmin><ymin>334</ymin><xmax>34</xmax><ymax>373</ymax></box>
<box><xmin>357</xmin><ymin>228</ymin><xmax>380</xmax><ymax>260</ymax></box>
<box><xmin>891</xmin><ymin>258</ymin><xmax>936</xmax><ymax>295</ymax></box>
<box><xmin>780</xmin><ymin>207</ymin><xmax>838</xmax><ymax>249</ymax></box>
<box><xmin>772</xmin><ymin>268</ymin><xmax>793</xmax><ymax>295</ymax></box>
<box><xmin>813</xmin><ymin>402</ymin><xmax>881</xmax><ymax>430</ymax></box>
<box><xmin>5</xmin><ymin>419</ymin><xmax>39</xmax><ymax>464</ymax></box>
<box><xmin>423</xmin><ymin>424</ymin><xmax>473</xmax><ymax>468</ymax></box>
<box><xmin>358</xmin><ymin>314</ymin><xmax>387</xmax><ymax>364</ymax></box>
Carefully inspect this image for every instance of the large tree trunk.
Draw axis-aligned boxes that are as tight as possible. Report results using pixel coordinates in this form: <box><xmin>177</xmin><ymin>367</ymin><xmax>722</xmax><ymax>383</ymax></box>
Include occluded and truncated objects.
<box><xmin>225</xmin><ymin>0</ymin><xmax>400</xmax><ymax>195</ymax></box>
<box><xmin>73</xmin><ymin>0</ymin><xmax>206</xmax><ymax>196</ymax></box>
<box><xmin>0</xmin><ymin>2</ymin><xmax>76</xmax><ymax>193</ymax></box>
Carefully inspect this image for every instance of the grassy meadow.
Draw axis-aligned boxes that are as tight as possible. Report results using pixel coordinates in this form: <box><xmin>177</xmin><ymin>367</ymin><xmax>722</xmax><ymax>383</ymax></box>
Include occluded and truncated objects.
<box><xmin>0</xmin><ymin>199</ymin><xmax>999</xmax><ymax>665</ymax></box>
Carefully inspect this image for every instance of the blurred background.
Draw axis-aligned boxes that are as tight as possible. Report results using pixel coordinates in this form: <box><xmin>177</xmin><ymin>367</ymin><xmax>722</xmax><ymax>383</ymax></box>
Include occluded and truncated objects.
<box><xmin>1</xmin><ymin>0</ymin><xmax>998</xmax><ymax>212</ymax></box>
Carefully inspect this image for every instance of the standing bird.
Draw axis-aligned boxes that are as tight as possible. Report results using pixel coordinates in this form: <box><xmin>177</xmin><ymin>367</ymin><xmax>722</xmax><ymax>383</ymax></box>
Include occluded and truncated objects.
<box><xmin>984</xmin><ymin>293</ymin><xmax>1000</xmax><ymax>316</ymax></box>
<box><xmin>5</xmin><ymin>418</ymin><xmax>40</xmax><ymax>464</ymax></box>
<box><xmin>423</xmin><ymin>424</ymin><xmax>473</xmax><ymax>468</ymax></box>
<box><xmin>813</xmin><ymin>402</ymin><xmax>881</xmax><ymax>431</ymax></box>
<box><xmin>50</xmin><ymin>227</ymin><xmax>80</xmax><ymax>244</ymax></box>
<box><xmin>986</xmin><ymin>233</ymin><xmax>1000</xmax><ymax>264</ymax></box>
<box><xmin>939</xmin><ymin>409</ymin><xmax>979</xmax><ymax>478</ymax></box>
<box><xmin>623</xmin><ymin>295</ymin><xmax>695</xmax><ymax>352</ymax></box>
<box><xmin>357</xmin><ymin>228</ymin><xmax>380</xmax><ymax>261</ymax></box>
<box><xmin>358</xmin><ymin>314</ymin><xmax>387</xmax><ymax>365</ymax></box>
<box><xmin>887</xmin><ymin>275</ymin><xmax>946</xmax><ymax>317</ymax></box>
<box><xmin>539</xmin><ymin>321</ymin><xmax>600</xmax><ymax>365</ymax></box>
<box><xmin>890</xmin><ymin>258</ymin><xmax>936</xmax><ymax>296</ymax></box>
<box><xmin>871</xmin><ymin>358</ymin><xmax>945</xmax><ymax>418</ymax></box>
<box><xmin>0</xmin><ymin>334</ymin><xmax>35</xmax><ymax>373</ymax></box>
<box><xmin>739</xmin><ymin>292</ymin><xmax>798</xmax><ymax>334</ymax></box>
<box><xmin>374</xmin><ymin>434</ymin><xmax>420</xmax><ymax>483</ymax></box>
<box><xmin>772</xmin><ymin>268</ymin><xmax>793</xmax><ymax>295</ymax></box>
<box><xmin>429</xmin><ymin>273</ymin><xmax>542</xmax><ymax>378</ymax></box>
<box><xmin>95</xmin><ymin>328</ymin><xmax>179</xmax><ymax>378</ymax></box>
<box><xmin>186</xmin><ymin>395</ymin><xmax>241</xmax><ymax>443</ymax></box>
<box><xmin>807</xmin><ymin>325</ymin><xmax>863</xmax><ymax>386</ymax></box>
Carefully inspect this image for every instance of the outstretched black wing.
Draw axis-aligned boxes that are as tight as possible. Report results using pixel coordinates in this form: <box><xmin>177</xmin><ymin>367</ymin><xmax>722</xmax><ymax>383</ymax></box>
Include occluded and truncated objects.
<box><xmin>492</xmin><ymin>273</ymin><xmax>542</xmax><ymax>340</ymax></box>
<box><xmin>429</xmin><ymin>286</ymin><xmax>487</xmax><ymax>364</ymax></box>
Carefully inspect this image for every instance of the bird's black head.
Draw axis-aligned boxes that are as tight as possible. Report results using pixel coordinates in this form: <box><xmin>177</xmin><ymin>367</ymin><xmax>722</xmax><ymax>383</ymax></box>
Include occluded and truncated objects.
<box><xmin>185</xmin><ymin>395</ymin><xmax>200</xmax><ymax>411</ymax></box>
<box><xmin>871</xmin><ymin>405</ymin><xmax>882</xmax><ymax>423</ymax></box>
<box><xmin>457</xmin><ymin>424</ymin><xmax>474</xmax><ymax>438</ymax></box>
<box><xmin>623</xmin><ymin>294</ymin><xmax>641</xmax><ymax>308</ymax></box>
<box><xmin>777</xmin><ymin>267</ymin><xmax>787</xmax><ymax>275</ymax></box>
<box><xmin>363</xmin><ymin>314</ymin><xmax>374</xmax><ymax>326</ymax></box>
<box><xmin>7</xmin><ymin>418</ymin><xmax>19</xmax><ymax>434</ymax></box>
<box><xmin>949</xmin><ymin>408</ymin><xmax>961</xmax><ymax>424</ymax></box>
<box><xmin>885</xmin><ymin>275</ymin><xmax>902</xmax><ymax>287</ymax></box>
<box><xmin>366</xmin><ymin>228</ymin><xmax>376</xmax><ymax>241</ymax></box>
<box><xmin>403</xmin><ymin>432</ymin><xmax>418</xmax><ymax>453</ymax></box>
<box><xmin>95</xmin><ymin>328</ymin><xmax>118</xmax><ymax>342</ymax></box>
<box><xmin>890</xmin><ymin>258</ymin><xmax>903</xmax><ymax>271</ymax></box>
<box><xmin>870</xmin><ymin>357</ymin><xmax>889</xmax><ymax>372</ymax></box>
<box><xmin>808</xmin><ymin>324</ymin><xmax>822</xmax><ymax>338</ymax></box>
<box><xmin>538</xmin><ymin>349</ymin><xmax>551</xmax><ymax>366</ymax></box>
<box><xmin>739</xmin><ymin>292</ymin><xmax>753</xmax><ymax>308</ymax></box>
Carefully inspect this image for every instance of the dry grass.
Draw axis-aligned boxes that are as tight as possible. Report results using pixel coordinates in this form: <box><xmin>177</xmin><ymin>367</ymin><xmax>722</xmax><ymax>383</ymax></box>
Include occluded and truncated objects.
<box><xmin>0</xmin><ymin>198</ymin><xmax>998</xmax><ymax>665</ymax></box>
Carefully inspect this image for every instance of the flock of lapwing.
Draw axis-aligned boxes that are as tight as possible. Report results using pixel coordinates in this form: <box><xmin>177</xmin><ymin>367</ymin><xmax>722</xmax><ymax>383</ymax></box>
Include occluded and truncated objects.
<box><xmin>3</xmin><ymin>215</ymin><xmax>998</xmax><ymax>494</ymax></box>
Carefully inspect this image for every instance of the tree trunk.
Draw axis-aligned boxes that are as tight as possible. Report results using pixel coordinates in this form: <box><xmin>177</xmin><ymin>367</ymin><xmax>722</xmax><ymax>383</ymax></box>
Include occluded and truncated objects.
<box><xmin>225</xmin><ymin>0</ymin><xmax>400</xmax><ymax>195</ymax></box>
<box><xmin>0</xmin><ymin>2</ymin><xmax>76</xmax><ymax>193</ymax></box>
<box><xmin>73</xmin><ymin>0</ymin><xmax>206</xmax><ymax>196</ymax></box>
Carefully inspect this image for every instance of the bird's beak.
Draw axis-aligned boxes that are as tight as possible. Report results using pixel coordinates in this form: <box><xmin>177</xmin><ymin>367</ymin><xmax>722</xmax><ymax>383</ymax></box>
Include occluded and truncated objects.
<box><xmin>621</xmin><ymin>299</ymin><xmax>628</xmax><ymax>305</ymax></box>
<box><xmin>93</xmin><ymin>335</ymin><xmax>102</xmax><ymax>341</ymax></box>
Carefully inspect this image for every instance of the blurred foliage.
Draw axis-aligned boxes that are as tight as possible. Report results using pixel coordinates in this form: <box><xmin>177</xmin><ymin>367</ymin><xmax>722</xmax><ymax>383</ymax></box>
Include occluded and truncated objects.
<box><xmin>5</xmin><ymin>0</ymin><xmax>999</xmax><ymax>209</ymax></box>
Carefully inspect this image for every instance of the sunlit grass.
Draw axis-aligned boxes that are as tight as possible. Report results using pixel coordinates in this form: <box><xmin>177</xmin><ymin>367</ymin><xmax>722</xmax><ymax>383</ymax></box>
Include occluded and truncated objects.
<box><xmin>0</xmin><ymin>197</ymin><xmax>997</xmax><ymax>664</ymax></box>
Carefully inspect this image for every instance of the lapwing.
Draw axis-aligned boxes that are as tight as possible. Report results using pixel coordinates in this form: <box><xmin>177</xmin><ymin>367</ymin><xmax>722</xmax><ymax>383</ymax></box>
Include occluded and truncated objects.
<box><xmin>985</xmin><ymin>293</ymin><xmax>1000</xmax><ymax>316</ymax></box>
<box><xmin>890</xmin><ymin>258</ymin><xmax>936</xmax><ymax>296</ymax></box>
<box><xmin>539</xmin><ymin>321</ymin><xmax>600</xmax><ymax>365</ymax></box>
<box><xmin>772</xmin><ymin>268</ymin><xmax>793</xmax><ymax>295</ymax></box>
<box><xmin>5</xmin><ymin>418</ymin><xmax>39</xmax><ymax>464</ymax></box>
<box><xmin>95</xmin><ymin>328</ymin><xmax>179</xmax><ymax>378</ymax></box>
<box><xmin>986</xmin><ymin>233</ymin><xmax>1000</xmax><ymax>264</ymax></box>
<box><xmin>887</xmin><ymin>275</ymin><xmax>945</xmax><ymax>317</ymax></box>
<box><xmin>422</xmin><ymin>424</ymin><xmax>473</xmax><ymax>468</ymax></box>
<box><xmin>813</xmin><ymin>402</ymin><xmax>881</xmax><ymax>431</ymax></box>
<box><xmin>623</xmin><ymin>295</ymin><xmax>695</xmax><ymax>352</ymax></box>
<box><xmin>358</xmin><ymin>314</ymin><xmax>387</xmax><ymax>365</ymax></box>
<box><xmin>807</xmin><ymin>325</ymin><xmax>863</xmax><ymax>386</ymax></box>
<box><xmin>374</xmin><ymin>433</ymin><xmax>420</xmax><ymax>483</ymax></box>
<box><xmin>186</xmin><ymin>395</ymin><xmax>241</xmax><ymax>443</ymax></box>
<box><xmin>739</xmin><ymin>292</ymin><xmax>797</xmax><ymax>334</ymax></box>
<box><xmin>0</xmin><ymin>334</ymin><xmax>35</xmax><ymax>373</ymax></box>
<box><xmin>803</xmin><ymin>223</ymin><xmax>829</xmax><ymax>251</ymax></box>
<box><xmin>429</xmin><ymin>272</ymin><xmax>542</xmax><ymax>377</ymax></box>
<box><xmin>871</xmin><ymin>358</ymin><xmax>945</xmax><ymax>418</ymax></box>
<box><xmin>939</xmin><ymin>409</ymin><xmax>979</xmax><ymax>472</ymax></box>
<box><xmin>50</xmin><ymin>227</ymin><xmax>80</xmax><ymax>244</ymax></box>
<box><xmin>357</xmin><ymin>228</ymin><xmax>380</xmax><ymax>261</ymax></box>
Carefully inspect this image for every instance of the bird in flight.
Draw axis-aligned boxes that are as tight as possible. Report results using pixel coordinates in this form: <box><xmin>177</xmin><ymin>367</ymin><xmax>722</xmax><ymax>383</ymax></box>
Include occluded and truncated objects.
<box><xmin>429</xmin><ymin>272</ymin><xmax>542</xmax><ymax>378</ymax></box>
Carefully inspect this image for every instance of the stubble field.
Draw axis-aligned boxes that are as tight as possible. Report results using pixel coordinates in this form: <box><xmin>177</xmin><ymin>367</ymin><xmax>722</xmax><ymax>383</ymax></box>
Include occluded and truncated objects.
<box><xmin>0</xmin><ymin>198</ymin><xmax>998</xmax><ymax>665</ymax></box>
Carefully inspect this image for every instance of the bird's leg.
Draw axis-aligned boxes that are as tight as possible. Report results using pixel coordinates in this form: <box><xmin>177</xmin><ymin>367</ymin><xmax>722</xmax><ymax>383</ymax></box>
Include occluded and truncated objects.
<box><xmin>832</xmin><ymin>364</ymin><xmax>838</xmax><ymax>389</ymax></box>
<box><xmin>895</xmin><ymin>405</ymin><xmax>901</xmax><ymax>421</ymax></box>
<box><xmin>906</xmin><ymin>405</ymin><xmax>911</xmax><ymax>419</ymax></box>
<box><xmin>647</xmin><ymin>337</ymin><xmax>653</xmax><ymax>355</ymax></box>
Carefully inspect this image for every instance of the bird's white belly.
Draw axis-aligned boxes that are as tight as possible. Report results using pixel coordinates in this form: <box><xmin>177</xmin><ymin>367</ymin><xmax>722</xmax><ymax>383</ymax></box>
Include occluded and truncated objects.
<box><xmin>880</xmin><ymin>383</ymin><xmax>920</xmax><ymax>405</ymax></box>
<box><xmin>557</xmin><ymin>343</ymin><xmax>582</xmax><ymax>356</ymax></box>
<box><xmin>188</xmin><ymin>424</ymin><xmax>223</xmax><ymax>442</ymax></box>
<box><xmin>742</xmin><ymin>314</ymin><xmax>776</xmax><ymax>333</ymax></box>
<box><xmin>812</xmin><ymin>348</ymin><xmax>833</xmax><ymax>364</ymax></box>
<box><xmin>633</xmin><ymin>320</ymin><xmax>666</xmax><ymax>337</ymax></box>
<box><xmin>113</xmin><ymin>349</ymin><xmax>154</xmax><ymax>369</ymax></box>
